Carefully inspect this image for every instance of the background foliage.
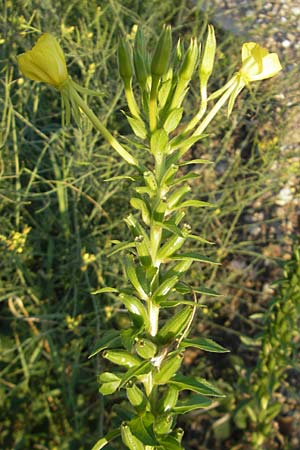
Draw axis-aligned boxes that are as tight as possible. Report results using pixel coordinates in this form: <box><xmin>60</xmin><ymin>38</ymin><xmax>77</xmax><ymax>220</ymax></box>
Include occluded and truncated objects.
<box><xmin>0</xmin><ymin>0</ymin><xmax>299</xmax><ymax>449</ymax></box>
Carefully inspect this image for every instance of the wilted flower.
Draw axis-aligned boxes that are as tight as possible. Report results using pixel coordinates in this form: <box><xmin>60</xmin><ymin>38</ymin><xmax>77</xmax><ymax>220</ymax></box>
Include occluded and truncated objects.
<box><xmin>240</xmin><ymin>42</ymin><xmax>282</xmax><ymax>83</ymax></box>
<box><xmin>18</xmin><ymin>33</ymin><xmax>68</xmax><ymax>88</ymax></box>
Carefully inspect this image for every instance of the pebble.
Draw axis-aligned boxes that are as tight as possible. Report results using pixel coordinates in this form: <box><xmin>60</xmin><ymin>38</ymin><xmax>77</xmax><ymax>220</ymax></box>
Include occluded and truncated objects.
<box><xmin>282</xmin><ymin>39</ymin><xmax>291</xmax><ymax>48</ymax></box>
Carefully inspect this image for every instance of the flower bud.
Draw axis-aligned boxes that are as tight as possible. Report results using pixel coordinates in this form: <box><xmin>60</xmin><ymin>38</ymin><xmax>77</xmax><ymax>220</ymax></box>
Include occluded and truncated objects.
<box><xmin>179</xmin><ymin>37</ymin><xmax>199</xmax><ymax>81</ymax></box>
<box><xmin>154</xmin><ymin>353</ymin><xmax>183</xmax><ymax>384</ymax></box>
<box><xmin>199</xmin><ymin>25</ymin><xmax>216</xmax><ymax>82</ymax></box>
<box><xmin>151</xmin><ymin>25</ymin><xmax>172</xmax><ymax>77</ymax></box>
<box><xmin>18</xmin><ymin>33</ymin><xmax>68</xmax><ymax>88</ymax></box>
<box><xmin>135</xmin><ymin>338</ymin><xmax>157</xmax><ymax>359</ymax></box>
<box><xmin>134</xmin><ymin>49</ymin><xmax>149</xmax><ymax>88</ymax></box>
<box><xmin>121</xmin><ymin>422</ymin><xmax>144</xmax><ymax>450</ymax></box>
<box><xmin>102</xmin><ymin>349</ymin><xmax>141</xmax><ymax>368</ymax></box>
<box><xmin>118</xmin><ymin>38</ymin><xmax>133</xmax><ymax>80</ymax></box>
<box><xmin>158</xmin><ymin>307</ymin><xmax>192</xmax><ymax>344</ymax></box>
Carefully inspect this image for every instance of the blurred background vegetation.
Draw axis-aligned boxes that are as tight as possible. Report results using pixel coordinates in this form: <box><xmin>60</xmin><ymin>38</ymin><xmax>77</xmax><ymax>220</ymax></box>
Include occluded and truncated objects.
<box><xmin>0</xmin><ymin>0</ymin><xmax>299</xmax><ymax>449</ymax></box>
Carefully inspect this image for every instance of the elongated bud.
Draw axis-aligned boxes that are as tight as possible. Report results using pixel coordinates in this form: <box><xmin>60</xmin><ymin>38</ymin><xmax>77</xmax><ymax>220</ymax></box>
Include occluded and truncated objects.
<box><xmin>119</xmin><ymin>293</ymin><xmax>149</xmax><ymax>326</ymax></box>
<box><xmin>158</xmin><ymin>307</ymin><xmax>192</xmax><ymax>344</ymax></box>
<box><xmin>152</xmin><ymin>274</ymin><xmax>179</xmax><ymax>300</ymax></box>
<box><xmin>199</xmin><ymin>25</ymin><xmax>216</xmax><ymax>83</ymax></box>
<box><xmin>151</xmin><ymin>25</ymin><xmax>172</xmax><ymax>77</ymax></box>
<box><xmin>126</xmin><ymin>382</ymin><xmax>147</xmax><ymax>410</ymax></box>
<box><xmin>134</xmin><ymin>27</ymin><xmax>147</xmax><ymax>57</ymax></box>
<box><xmin>143</xmin><ymin>170</ymin><xmax>158</xmax><ymax>191</ymax></box>
<box><xmin>134</xmin><ymin>49</ymin><xmax>149</xmax><ymax>89</ymax></box>
<box><xmin>179</xmin><ymin>38</ymin><xmax>199</xmax><ymax>81</ymax></box>
<box><xmin>157</xmin><ymin>235</ymin><xmax>186</xmax><ymax>261</ymax></box>
<box><xmin>118</xmin><ymin>39</ymin><xmax>133</xmax><ymax>80</ymax></box>
<box><xmin>154</xmin><ymin>353</ymin><xmax>183</xmax><ymax>384</ymax></box>
<box><xmin>102</xmin><ymin>349</ymin><xmax>141</xmax><ymax>368</ymax></box>
<box><xmin>153</xmin><ymin>414</ymin><xmax>173</xmax><ymax>435</ymax></box>
<box><xmin>167</xmin><ymin>185</ymin><xmax>191</xmax><ymax>209</ymax></box>
<box><xmin>162</xmin><ymin>386</ymin><xmax>179</xmax><ymax>411</ymax></box>
<box><xmin>124</xmin><ymin>256</ymin><xmax>149</xmax><ymax>300</ymax></box>
<box><xmin>135</xmin><ymin>338</ymin><xmax>157</xmax><ymax>359</ymax></box>
<box><xmin>121</xmin><ymin>422</ymin><xmax>145</xmax><ymax>450</ymax></box>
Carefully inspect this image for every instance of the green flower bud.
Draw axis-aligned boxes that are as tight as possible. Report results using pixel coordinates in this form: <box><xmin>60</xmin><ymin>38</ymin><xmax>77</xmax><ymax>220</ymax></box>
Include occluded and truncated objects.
<box><xmin>154</xmin><ymin>353</ymin><xmax>183</xmax><ymax>384</ymax></box>
<box><xmin>126</xmin><ymin>383</ymin><xmax>147</xmax><ymax>410</ymax></box>
<box><xmin>152</xmin><ymin>275</ymin><xmax>179</xmax><ymax>300</ymax></box>
<box><xmin>118</xmin><ymin>39</ymin><xmax>133</xmax><ymax>80</ymax></box>
<box><xmin>167</xmin><ymin>185</ymin><xmax>191</xmax><ymax>209</ymax></box>
<box><xmin>179</xmin><ymin>37</ymin><xmax>199</xmax><ymax>81</ymax></box>
<box><xmin>158</xmin><ymin>307</ymin><xmax>192</xmax><ymax>344</ymax></box>
<box><xmin>151</xmin><ymin>25</ymin><xmax>172</xmax><ymax>77</ymax></box>
<box><xmin>102</xmin><ymin>349</ymin><xmax>141</xmax><ymax>368</ymax></box>
<box><xmin>162</xmin><ymin>386</ymin><xmax>179</xmax><ymax>411</ymax></box>
<box><xmin>199</xmin><ymin>24</ymin><xmax>216</xmax><ymax>82</ymax></box>
<box><xmin>119</xmin><ymin>293</ymin><xmax>149</xmax><ymax>327</ymax></box>
<box><xmin>153</xmin><ymin>414</ymin><xmax>173</xmax><ymax>435</ymax></box>
<box><xmin>135</xmin><ymin>338</ymin><xmax>157</xmax><ymax>359</ymax></box>
<box><xmin>157</xmin><ymin>234</ymin><xmax>186</xmax><ymax>261</ymax></box>
<box><xmin>144</xmin><ymin>170</ymin><xmax>158</xmax><ymax>191</ymax></box>
<box><xmin>134</xmin><ymin>49</ymin><xmax>149</xmax><ymax>89</ymax></box>
<box><xmin>121</xmin><ymin>422</ymin><xmax>145</xmax><ymax>450</ymax></box>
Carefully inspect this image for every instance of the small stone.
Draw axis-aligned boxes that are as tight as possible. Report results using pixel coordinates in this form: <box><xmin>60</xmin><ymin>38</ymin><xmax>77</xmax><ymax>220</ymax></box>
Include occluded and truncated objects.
<box><xmin>276</xmin><ymin>186</ymin><xmax>294</xmax><ymax>205</ymax></box>
<box><xmin>291</xmin><ymin>6</ymin><xmax>300</xmax><ymax>15</ymax></box>
<box><xmin>282</xmin><ymin>39</ymin><xmax>291</xmax><ymax>48</ymax></box>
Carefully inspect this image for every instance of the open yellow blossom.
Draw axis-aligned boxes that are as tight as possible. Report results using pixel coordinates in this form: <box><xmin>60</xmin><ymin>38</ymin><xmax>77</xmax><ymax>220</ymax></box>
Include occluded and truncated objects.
<box><xmin>18</xmin><ymin>33</ymin><xmax>68</xmax><ymax>87</ymax></box>
<box><xmin>240</xmin><ymin>42</ymin><xmax>282</xmax><ymax>83</ymax></box>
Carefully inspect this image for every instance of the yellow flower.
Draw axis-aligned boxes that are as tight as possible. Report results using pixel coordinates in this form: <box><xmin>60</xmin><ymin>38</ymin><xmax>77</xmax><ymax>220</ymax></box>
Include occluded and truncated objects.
<box><xmin>240</xmin><ymin>42</ymin><xmax>282</xmax><ymax>83</ymax></box>
<box><xmin>18</xmin><ymin>33</ymin><xmax>68</xmax><ymax>87</ymax></box>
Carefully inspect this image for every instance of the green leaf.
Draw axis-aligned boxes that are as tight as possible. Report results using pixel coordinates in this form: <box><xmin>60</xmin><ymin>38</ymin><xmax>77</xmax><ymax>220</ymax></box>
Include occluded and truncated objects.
<box><xmin>158</xmin><ymin>435</ymin><xmax>184</xmax><ymax>450</ymax></box>
<box><xmin>187</xmin><ymin>234</ymin><xmax>214</xmax><ymax>245</ymax></box>
<box><xmin>126</xmin><ymin>114</ymin><xmax>148</xmax><ymax>139</ymax></box>
<box><xmin>104</xmin><ymin>175</ymin><xmax>136</xmax><ymax>182</ymax></box>
<box><xmin>129</xmin><ymin>415</ymin><xmax>159</xmax><ymax>446</ymax></box>
<box><xmin>169</xmin><ymin>173</ymin><xmax>200</xmax><ymax>186</ymax></box>
<box><xmin>175</xmin><ymin>283</ymin><xmax>220</xmax><ymax>297</ymax></box>
<box><xmin>265</xmin><ymin>402</ymin><xmax>282</xmax><ymax>421</ymax></box>
<box><xmin>180</xmin><ymin>338</ymin><xmax>229</xmax><ymax>353</ymax></box>
<box><xmin>91</xmin><ymin>287</ymin><xmax>119</xmax><ymax>294</ymax></box>
<box><xmin>91</xmin><ymin>429</ymin><xmax>120</xmax><ymax>450</ymax></box>
<box><xmin>179</xmin><ymin>159</ymin><xmax>213</xmax><ymax>166</ymax></box>
<box><xmin>171</xmin><ymin>252</ymin><xmax>220</xmax><ymax>265</ymax></box>
<box><xmin>163</xmin><ymin>108</ymin><xmax>183</xmax><ymax>133</ymax></box>
<box><xmin>171</xmin><ymin>199</ymin><xmax>214</xmax><ymax>210</ymax></box>
<box><xmin>173</xmin><ymin>394</ymin><xmax>212</xmax><ymax>413</ymax></box>
<box><xmin>170</xmin><ymin>134</ymin><xmax>206</xmax><ymax>151</ymax></box>
<box><xmin>239</xmin><ymin>335</ymin><xmax>261</xmax><ymax>347</ymax></box>
<box><xmin>160</xmin><ymin>299</ymin><xmax>206</xmax><ymax>308</ymax></box>
<box><xmin>89</xmin><ymin>330</ymin><xmax>122</xmax><ymax>358</ymax></box>
<box><xmin>130</xmin><ymin>197</ymin><xmax>151</xmax><ymax>225</ymax></box>
<box><xmin>154</xmin><ymin>220</ymin><xmax>183</xmax><ymax>237</ymax></box>
<box><xmin>170</xmin><ymin>374</ymin><xmax>225</xmax><ymax>397</ymax></box>
<box><xmin>119</xmin><ymin>360</ymin><xmax>152</xmax><ymax>388</ymax></box>
<box><xmin>106</xmin><ymin>241</ymin><xmax>136</xmax><ymax>257</ymax></box>
<box><xmin>150</xmin><ymin>128</ymin><xmax>169</xmax><ymax>155</ymax></box>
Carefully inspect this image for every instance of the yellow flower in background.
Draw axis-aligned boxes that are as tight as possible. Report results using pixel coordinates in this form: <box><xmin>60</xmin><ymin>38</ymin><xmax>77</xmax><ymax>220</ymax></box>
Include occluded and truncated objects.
<box><xmin>18</xmin><ymin>33</ymin><xmax>68</xmax><ymax>87</ymax></box>
<box><xmin>240</xmin><ymin>42</ymin><xmax>282</xmax><ymax>83</ymax></box>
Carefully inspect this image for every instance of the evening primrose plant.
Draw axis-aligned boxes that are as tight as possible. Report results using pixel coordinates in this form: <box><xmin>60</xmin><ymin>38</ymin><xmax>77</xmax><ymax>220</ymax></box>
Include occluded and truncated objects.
<box><xmin>18</xmin><ymin>26</ymin><xmax>282</xmax><ymax>450</ymax></box>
